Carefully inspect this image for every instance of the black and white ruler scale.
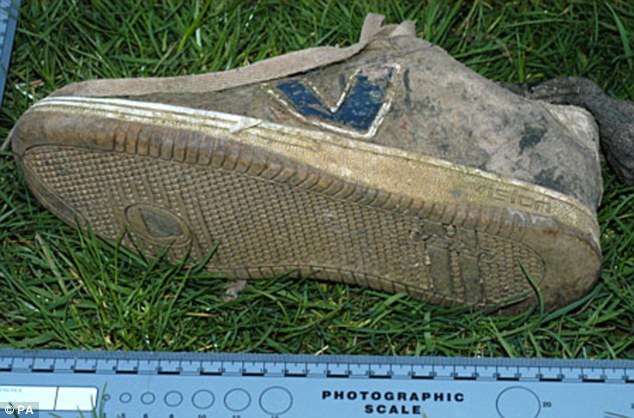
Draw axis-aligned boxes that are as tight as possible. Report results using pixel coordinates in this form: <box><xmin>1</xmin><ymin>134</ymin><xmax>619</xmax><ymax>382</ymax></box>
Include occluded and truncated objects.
<box><xmin>0</xmin><ymin>350</ymin><xmax>632</xmax><ymax>418</ymax></box>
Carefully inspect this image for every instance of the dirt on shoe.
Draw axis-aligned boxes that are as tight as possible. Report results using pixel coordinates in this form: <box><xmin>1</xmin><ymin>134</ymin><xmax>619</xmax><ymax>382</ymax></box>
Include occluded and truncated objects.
<box><xmin>503</xmin><ymin>76</ymin><xmax>634</xmax><ymax>185</ymax></box>
<box><xmin>10</xmin><ymin>14</ymin><xmax>603</xmax><ymax>312</ymax></box>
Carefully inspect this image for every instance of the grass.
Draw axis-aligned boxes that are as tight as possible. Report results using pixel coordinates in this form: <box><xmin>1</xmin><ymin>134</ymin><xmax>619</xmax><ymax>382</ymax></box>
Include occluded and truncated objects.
<box><xmin>0</xmin><ymin>0</ymin><xmax>632</xmax><ymax>359</ymax></box>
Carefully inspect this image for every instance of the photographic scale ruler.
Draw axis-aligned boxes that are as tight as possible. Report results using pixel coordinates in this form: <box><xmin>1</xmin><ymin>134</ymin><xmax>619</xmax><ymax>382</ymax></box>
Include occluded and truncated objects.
<box><xmin>0</xmin><ymin>350</ymin><xmax>632</xmax><ymax>418</ymax></box>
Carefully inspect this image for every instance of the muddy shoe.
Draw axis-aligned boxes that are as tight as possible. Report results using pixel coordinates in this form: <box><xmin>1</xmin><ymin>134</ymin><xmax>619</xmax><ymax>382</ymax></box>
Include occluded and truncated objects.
<box><xmin>10</xmin><ymin>14</ymin><xmax>603</xmax><ymax>312</ymax></box>
<box><xmin>503</xmin><ymin>76</ymin><xmax>634</xmax><ymax>185</ymax></box>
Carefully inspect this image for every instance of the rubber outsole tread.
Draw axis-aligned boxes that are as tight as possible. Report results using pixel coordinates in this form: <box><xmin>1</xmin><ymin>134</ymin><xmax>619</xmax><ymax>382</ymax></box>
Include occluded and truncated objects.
<box><xmin>23</xmin><ymin>131</ymin><xmax>545</xmax><ymax>308</ymax></box>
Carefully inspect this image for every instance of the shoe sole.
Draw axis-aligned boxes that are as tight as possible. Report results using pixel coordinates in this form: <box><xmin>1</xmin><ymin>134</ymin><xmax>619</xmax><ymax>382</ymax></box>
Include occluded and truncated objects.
<box><xmin>12</xmin><ymin>97</ymin><xmax>601</xmax><ymax>311</ymax></box>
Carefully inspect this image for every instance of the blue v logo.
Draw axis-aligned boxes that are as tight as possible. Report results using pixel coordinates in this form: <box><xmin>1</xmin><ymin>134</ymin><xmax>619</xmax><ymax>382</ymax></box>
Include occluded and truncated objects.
<box><xmin>271</xmin><ymin>65</ymin><xmax>399</xmax><ymax>138</ymax></box>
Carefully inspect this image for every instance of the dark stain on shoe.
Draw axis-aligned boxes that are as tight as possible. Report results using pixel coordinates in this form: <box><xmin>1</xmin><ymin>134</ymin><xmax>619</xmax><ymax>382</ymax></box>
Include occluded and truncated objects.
<box><xmin>519</xmin><ymin>124</ymin><xmax>547</xmax><ymax>154</ymax></box>
<box><xmin>403</xmin><ymin>69</ymin><xmax>411</xmax><ymax>93</ymax></box>
<box><xmin>403</xmin><ymin>69</ymin><xmax>412</xmax><ymax>108</ymax></box>
<box><xmin>534</xmin><ymin>167</ymin><xmax>567</xmax><ymax>195</ymax></box>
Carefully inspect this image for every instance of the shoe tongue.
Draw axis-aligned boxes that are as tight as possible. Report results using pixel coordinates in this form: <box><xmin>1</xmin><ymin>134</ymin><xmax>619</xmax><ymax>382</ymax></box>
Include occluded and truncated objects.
<box><xmin>388</xmin><ymin>21</ymin><xmax>417</xmax><ymax>38</ymax></box>
<box><xmin>359</xmin><ymin>14</ymin><xmax>386</xmax><ymax>42</ymax></box>
<box><xmin>360</xmin><ymin>13</ymin><xmax>417</xmax><ymax>41</ymax></box>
